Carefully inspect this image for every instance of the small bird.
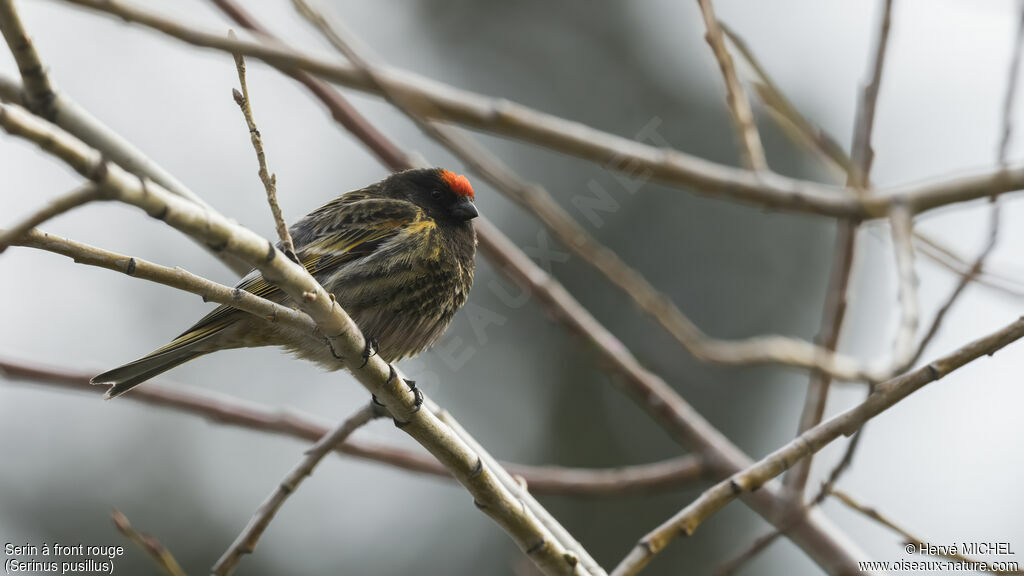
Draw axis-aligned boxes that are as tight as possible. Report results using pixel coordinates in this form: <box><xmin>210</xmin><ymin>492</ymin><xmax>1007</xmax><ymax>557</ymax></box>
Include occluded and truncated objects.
<box><xmin>92</xmin><ymin>168</ymin><xmax>478</xmax><ymax>399</ymax></box>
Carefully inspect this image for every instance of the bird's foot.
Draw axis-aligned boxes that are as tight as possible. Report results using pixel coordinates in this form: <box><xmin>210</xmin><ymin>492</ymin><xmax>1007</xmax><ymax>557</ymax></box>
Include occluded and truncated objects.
<box><xmin>359</xmin><ymin>337</ymin><xmax>379</xmax><ymax>368</ymax></box>
<box><xmin>385</xmin><ymin>365</ymin><xmax>423</xmax><ymax>428</ymax></box>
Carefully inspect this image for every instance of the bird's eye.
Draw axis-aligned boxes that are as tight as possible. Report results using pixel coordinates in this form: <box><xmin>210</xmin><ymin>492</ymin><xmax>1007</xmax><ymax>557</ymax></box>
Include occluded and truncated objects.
<box><xmin>431</xmin><ymin>189</ymin><xmax>443</xmax><ymax>200</ymax></box>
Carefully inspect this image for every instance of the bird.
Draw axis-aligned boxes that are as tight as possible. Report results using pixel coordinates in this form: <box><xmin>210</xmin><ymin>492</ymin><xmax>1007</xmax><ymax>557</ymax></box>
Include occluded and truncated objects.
<box><xmin>92</xmin><ymin>167</ymin><xmax>479</xmax><ymax>399</ymax></box>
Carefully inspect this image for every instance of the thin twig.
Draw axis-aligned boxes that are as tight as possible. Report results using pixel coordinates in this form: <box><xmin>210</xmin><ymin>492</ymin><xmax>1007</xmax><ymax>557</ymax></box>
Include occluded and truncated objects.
<box><xmin>611</xmin><ymin>312</ymin><xmax>1024</xmax><ymax>575</ymax></box>
<box><xmin>720</xmin><ymin>22</ymin><xmax>850</xmax><ymax>178</ymax></box>
<box><xmin>0</xmin><ymin>0</ymin><xmax>57</xmax><ymax>117</ymax></box>
<box><xmin>9</xmin><ymin>228</ymin><xmax>315</xmax><ymax>331</ymax></box>
<box><xmin>848</xmin><ymin>0</ymin><xmax>894</xmax><ymax>189</ymax></box>
<box><xmin>828</xmin><ymin>488</ymin><xmax>1024</xmax><ymax>575</ymax></box>
<box><xmin>111</xmin><ymin>510</ymin><xmax>188</xmax><ymax>576</ymax></box>
<box><xmin>0</xmin><ymin>184</ymin><xmax>101</xmax><ymax>253</ymax></box>
<box><xmin>0</xmin><ymin>356</ymin><xmax>708</xmax><ymax>496</ymax></box>
<box><xmin>713</xmin><ymin>529</ymin><xmax>784</xmax><ymax>576</ymax></box>
<box><xmin>914</xmin><ymin>232</ymin><xmax>1024</xmax><ymax>298</ymax></box>
<box><xmin>784</xmin><ymin>220</ymin><xmax>857</xmax><ymax>495</ymax></box>
<box><xmin>906</xmin><ymin>2</ymin><xmax>1024</xmax><ymax>367</ymax></box>
<box><xmin>695</xmin><ymin>2</ymin><xmax>766</xmax><ymax>171</ymax></box>
<box><xmin>0</xmin><ymin>72</ymin><xmax>250</xmax><ymax>274</ymax></box>
<box><xmin>213</xmin><ymin>403</ymin><xmax>383</xmax><ymax>575</ymax></box>
<box><xmin>229</xmin><ymin>37</ymin><xmax>296</xmax><ymax>262</ymax></box>
<box><xmin>52</xmin><ymin>0</ymin><xmax>1024</xmax><ymax>220</ymax></box>
<box><xmin>722</xmin><ymin>23</ymin><xmax>1024</xmax><ymax>301</ymax></box>
<box><xmin>888</xmin><ymin>202</ymin><xmax>918</xmax><ymax>372</ymax></box>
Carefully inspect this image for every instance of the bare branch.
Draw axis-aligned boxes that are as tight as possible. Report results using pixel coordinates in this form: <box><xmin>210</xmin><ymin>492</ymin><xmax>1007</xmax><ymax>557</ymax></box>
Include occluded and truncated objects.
<box><xmin>0</xmin><ymin>73</ymin><xmax>251</xmax><ymax>274</ymax></box>
<box><xmin>828</xmin><ymin>488</ymin><xmax>1024</xmax><ymax>575</ymax></box>
<box><xmin>53</xmin><ymin>0</ymin><xmax>1024</xmax><ymax>219</ymax></box>
<box><xmin>0</xmin><ymin>356</ymin><xmax>708</xmax><ymax>497</ymax></box>
<box><xmin>908</xmin><ymin>3</ymin><xmax>1024</xmax><ymax>367</ymax></box>
<box><xmin>214</xmin><ymin>403</ymin><xmax>383</xmax><ymax>575</ymax></box>
<box><xmin>612</xmin><ymin>312</ymin><xmax>1024</xmax><ymax>575</ymax></box>
<box><xmin>111</xmin><ymin>510</ymin><xmax>188</xmax><ymax>576</ymax></box>
<box><xmin>888</xmin><ymin>202</ymin><xmax>919</xmax><ymax>372</ymax></box>
<box><xmin>713</xmin><ymin>529</ymin><xmax>784</xmax><ymax>576</ymax></box>
<box><xmin>848</xmin><ymin>0</ymin><xmax>894</xmax><ymax>189</ymax></box>
<box><xmin>0</xmin><ymin>0</ymin><xmax>57</xmax><ymax>116</ymax></box>
<box><xmin>0</xmin><ymin>184</ymin><xmax>101</xmax><ymax>253</ymax></box>
<box><xmin>230</xmin><ymin>39</ymin><xmax>297</xmax><ymax>262</ymax></box>
<box><xmin>720</xmin><ymin>22</ymin><xmax>850</xmax><ymax>178</ymax></box>
<box><xmin>9</xmin><ymin>228</ymin><xmax>315</xmax><ymax>333</ymax></box>
<box><xmin>784</xmin><ymin>221</ymin><xmax>857</xmax><ymax>494</ymax></box>
<box><xmin>0</xmin><ymin>101</ymin><xmax>591</xmax><ymax>576</ymax></box>
<box><xmin>694</xmin><ymin>2</ymin><xmax>766</xmax><ymax>170</ymax></box>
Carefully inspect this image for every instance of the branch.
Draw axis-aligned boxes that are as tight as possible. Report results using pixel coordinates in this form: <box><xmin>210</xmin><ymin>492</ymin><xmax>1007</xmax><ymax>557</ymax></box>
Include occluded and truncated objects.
<box><xmin>723</xmin><ymin>23</ymin><xmax>1024</xmax><ymax>301</ymax></box>
<box><xmin>230</xmin><ymin>41</ymin><xmax>296</xmax><ymax>262</ymax></box>
<box><xmin>213</xmin><ymin>403</ymin><xmax>383</xmax><ymax>575</ymax></box>
<box><xmin>54</xmin><ymin>0</ymin><xmax>1024</xmax><ymax>219</ymax></box>
<box><xmin>0</xmin><ymin>74</ymin><xmax>251</xmax><ymax>274</ymax></box>
<box><xmin>0</xmin><ymin>0</ymin><xmax>57</xmax><ymax>116</ymax></box>
<box><xmin>0</xmin><ymin>184</ymin><xmax>101</xmax><ymax>253</ymax></box>
<box><xmin>611</xmin><ymin>312</ymin><xmax>1024</xmax><ymax>575</ymax></box>
<box><xmin>0</xmin><ymin>356</ymin><xmax>708</xmax><ymax>497</ymax></box>
<box><xmin>848</xmin><ymin>0</ymin><xmax>894</xmax><ymax>189</ymax></box>
<box><xmin>720</xmin><ymin>22</ymin><xmax>851</xmax><ymax>178</ymax></box>
<box><xmin>694</xmin><ymin>2</ymin><xmax>766</xmax><ymax>170</ymax></box>
<box><xmin>906</xmin><ymin>1</ymin><xmax>1024</xmax><ymax>367</ymax></box>
<box><xmin>0</xmin><ymin>102</ymin><xmax>590</xmax><ymax>576</ymax></box>
<box><xmin>828</xmin><ymin>488</ymin><xmax>1024</xmax><ymax>575</ymax></box>
<box><xmin>783</xmin><ymin>220</ymin><xmax>856</xmax><ymax>494</ymax></box>
<box><xmin>888</xmin><ymin>202</ymin><xmax>918</xmax><ymax>372</ymax></box>
<box><xmin>111</xmin><ymin>510</ymin><xmax>188</xmax><ymax>576</ymax></box>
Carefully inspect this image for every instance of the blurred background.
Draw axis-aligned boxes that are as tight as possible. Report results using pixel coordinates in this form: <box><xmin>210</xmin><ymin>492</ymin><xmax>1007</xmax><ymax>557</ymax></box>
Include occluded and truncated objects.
<box><xmin>1</xmin><ymin>0</ymin><xmax>1023</xmax><ymax>574</ymax></box>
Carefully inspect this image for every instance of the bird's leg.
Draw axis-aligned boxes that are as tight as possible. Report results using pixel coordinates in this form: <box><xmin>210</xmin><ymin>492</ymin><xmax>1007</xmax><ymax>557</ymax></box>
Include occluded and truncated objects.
<box><xmin>359</xmin><ymin>336</ymin><xmax>379</xmax><ymax>369</ymax></box>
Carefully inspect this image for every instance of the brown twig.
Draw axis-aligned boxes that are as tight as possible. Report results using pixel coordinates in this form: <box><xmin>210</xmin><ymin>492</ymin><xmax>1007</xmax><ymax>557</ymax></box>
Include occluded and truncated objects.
<box><xmin>694</xmin><ymin>2</ymin><xmax>766</xmax><ymax>171</ymax></box>
<box><xmin>909</xmin><ymin>3</ymin><xmax>1024</xmax><ymax>366</ymax></box>
<box><xmin>828</xmin><ymin>488</ymin><xmax>1024</xmax><ymax>575</ymax></box>
<box><xmin>0</xmin><ymin>357</ymin><xmax>707</xmax><ymax>496</ymax></box>
<box><xmin>0</xmin><ymin>0</ymin><xmax>57</xmax><ymax>117</ymax></box>
<box><xmin>229</xmin><ymin>37</ymin><xmax>296</xmax><ymax>262</ymax></box>
<box><xmin>784</xmin><ymin>219</ymin><xmax>857</xmax><ymax>496</ymax></box>
<box><xmin>213</xmin><ymin>403</ymin><xmax>383</xmax><ymax>575</ymax></box>
<box><xmin>848</xmin><ymin>0</ymin><xmax>894</xmax><ymax>189</ymax></box>
<box><xmin>0</xmin><ymin>184</ymin><xmax>101</xmax><ymax>253</ymax></box>
<box><xmin>888</xmin><ymin>202</ymin><xmax>919</xmax><ymax>372</ymax></box>
<box><xmin>111</xmin><ymin>510</ymin><xmax>188</xmax><ymax>576</ymax></box>
<box><xmin>612</xmin><ymin>312</ymin><xmax>1024</xmax><ymax>575</ymax></box>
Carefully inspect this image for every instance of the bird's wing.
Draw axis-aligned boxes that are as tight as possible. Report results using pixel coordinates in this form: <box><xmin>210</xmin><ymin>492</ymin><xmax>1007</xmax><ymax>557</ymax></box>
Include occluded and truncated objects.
<box><xmin>164</xmin><ymin>198</ymin><xmax>427</xmax><ymax>348</ymax></box>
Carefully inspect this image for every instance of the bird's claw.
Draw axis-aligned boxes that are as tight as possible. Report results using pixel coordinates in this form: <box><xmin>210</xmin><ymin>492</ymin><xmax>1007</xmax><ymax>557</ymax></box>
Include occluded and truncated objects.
<box><xmin>359</xmin><ymin>337</ymin><xmax>379</xmax><ymax>368</ymax></box>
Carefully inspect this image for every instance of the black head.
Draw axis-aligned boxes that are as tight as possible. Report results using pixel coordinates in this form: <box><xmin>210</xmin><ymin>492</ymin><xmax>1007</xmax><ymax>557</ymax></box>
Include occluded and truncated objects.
<box><xmin>385</xmin><ymin>168</ymin><xmax>479</xmax><ymax>223</ymax></box>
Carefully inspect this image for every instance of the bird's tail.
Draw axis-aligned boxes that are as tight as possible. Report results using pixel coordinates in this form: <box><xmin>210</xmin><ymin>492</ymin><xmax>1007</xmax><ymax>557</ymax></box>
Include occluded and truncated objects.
<box><xmin>91</xmin><ymin>346</ymin><xmax>208</xmax><ymax>399</ymax></box>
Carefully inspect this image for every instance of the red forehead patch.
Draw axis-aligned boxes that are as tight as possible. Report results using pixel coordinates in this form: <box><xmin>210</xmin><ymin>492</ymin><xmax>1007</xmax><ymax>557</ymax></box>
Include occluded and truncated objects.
<box><xmin>440</xmin><ymin>169</ymin><xmax>474</xmax><ymax>199</ymax></box>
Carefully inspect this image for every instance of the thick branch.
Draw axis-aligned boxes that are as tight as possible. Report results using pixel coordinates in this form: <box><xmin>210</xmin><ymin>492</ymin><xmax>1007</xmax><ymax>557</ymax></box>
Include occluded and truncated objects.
<box><xmin>612</xmin><ymin>313</ymin><xmax>1024</xmax><ymax>575</ymax></box>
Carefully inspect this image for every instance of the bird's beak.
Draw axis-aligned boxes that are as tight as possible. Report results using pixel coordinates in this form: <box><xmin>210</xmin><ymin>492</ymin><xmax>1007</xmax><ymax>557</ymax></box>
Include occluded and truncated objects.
<box><xmin>449</xmin><ymin>197</ymin><xmax>479</xmax><ymax>221</ymax></box>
